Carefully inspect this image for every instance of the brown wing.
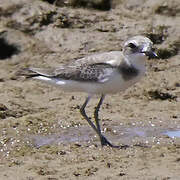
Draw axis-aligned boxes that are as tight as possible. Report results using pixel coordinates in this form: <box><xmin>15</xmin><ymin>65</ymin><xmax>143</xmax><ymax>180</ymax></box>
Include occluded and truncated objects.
<box><xmin>21</xmin><ymin>51</ymin><xmax>123</xmax><ymax>82</ymax></box>
<box><xmin>54</xmin><ymin>63</ymin><xmax>116</xmax><ymax>82</ymax></box>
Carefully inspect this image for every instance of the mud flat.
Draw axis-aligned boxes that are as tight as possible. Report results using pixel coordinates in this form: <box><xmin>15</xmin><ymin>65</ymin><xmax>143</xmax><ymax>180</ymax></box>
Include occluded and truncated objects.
<box><xmin>0</xmin><ymin>0</ymin><xmax>180</xmax><ymax>179</ymax></box>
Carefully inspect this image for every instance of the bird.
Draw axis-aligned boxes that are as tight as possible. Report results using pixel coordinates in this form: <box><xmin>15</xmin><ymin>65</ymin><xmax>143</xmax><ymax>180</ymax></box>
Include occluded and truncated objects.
<box><xmin>21</xmin><ymin>35</ymin><xmax>157</xmax><ymax>148</ymax></box>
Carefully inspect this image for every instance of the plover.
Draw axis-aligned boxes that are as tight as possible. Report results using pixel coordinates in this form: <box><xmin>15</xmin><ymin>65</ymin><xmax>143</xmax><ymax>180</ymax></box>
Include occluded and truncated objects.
<box><xmin>22</xmin><ymin>35</ymin><xmax>157</xmax><ymax>148</ymax></box>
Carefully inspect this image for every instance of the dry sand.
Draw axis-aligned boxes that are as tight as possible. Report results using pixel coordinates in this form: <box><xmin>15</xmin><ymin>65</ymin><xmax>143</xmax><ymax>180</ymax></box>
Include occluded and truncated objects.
<box><xmin>0</xmin><ymin>0</ymin><xmax>180</xmax><ymax>179</ymax></box>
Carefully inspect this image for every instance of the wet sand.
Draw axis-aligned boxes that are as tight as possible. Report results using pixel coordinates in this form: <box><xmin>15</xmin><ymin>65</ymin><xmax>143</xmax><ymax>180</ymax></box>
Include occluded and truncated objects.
<box><xmin>0</xmin><ymin>0</ymin><xmax>180</xmax><ymax>179</ymax></box>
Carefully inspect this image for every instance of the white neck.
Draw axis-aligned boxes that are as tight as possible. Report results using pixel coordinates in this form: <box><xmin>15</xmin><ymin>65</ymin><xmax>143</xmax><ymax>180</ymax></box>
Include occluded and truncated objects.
<box><xmin>125</xmin><ymin>53</ymin><xmax>146</xmax><ymax>72</ymax></box>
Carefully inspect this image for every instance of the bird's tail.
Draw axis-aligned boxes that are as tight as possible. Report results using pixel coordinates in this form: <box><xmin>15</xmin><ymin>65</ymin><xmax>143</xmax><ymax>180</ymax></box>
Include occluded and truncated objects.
<box><xmin>16</xmin><ymin>67</ymin><xmax>55</xmax><ymax>79</ymax></box>
<box><xmin>16</xmin><ymin>68</ymin><xmax>40</xmax><ymax>79</ymax></box>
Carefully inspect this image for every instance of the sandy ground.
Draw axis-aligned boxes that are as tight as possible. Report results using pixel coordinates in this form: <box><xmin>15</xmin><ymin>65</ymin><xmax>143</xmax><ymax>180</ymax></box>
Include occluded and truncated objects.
<box><xmin>0</xmin><ymin>0</ymin><xmax>180</xmax><ymax>179</ymax></box>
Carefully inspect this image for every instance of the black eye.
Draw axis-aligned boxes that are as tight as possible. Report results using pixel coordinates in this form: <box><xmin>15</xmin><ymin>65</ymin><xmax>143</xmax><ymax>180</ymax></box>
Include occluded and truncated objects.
<box><xmin>128</xmin><ymin>43</ymin><xmax>136</xmax><ymax>49</ymax></box>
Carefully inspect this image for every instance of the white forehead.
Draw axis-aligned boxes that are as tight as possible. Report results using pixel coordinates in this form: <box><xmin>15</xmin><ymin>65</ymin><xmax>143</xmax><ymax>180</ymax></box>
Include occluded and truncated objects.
<box><xmin>124</xmin><ymin>36</ymin><xmax>153</xmax><ymax>47</ymax></box>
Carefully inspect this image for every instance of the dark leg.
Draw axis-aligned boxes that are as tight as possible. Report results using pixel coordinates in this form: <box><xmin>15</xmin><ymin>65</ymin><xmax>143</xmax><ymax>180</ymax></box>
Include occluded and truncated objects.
<box><xmin>94</xmin><ymin>95</ymin><xmax>105</xmax><ymax>135</ymax></box>
<box><xmin>80</xmin><ymin>96</ymin><xmax>101</xmax><ymax>138</ymax></box>
<box><xmin>94</xmin><ymin>95</ymin><xmax>107</xmax><ymax>145</ymax></box>
<box><xmin>80</xmin><ymin>95</ymin><xmax>128</xmax><ymax>149</ymax></box>
<box><xmin>80</xmin><ymin>96</ymin><xmax>110</xmax><ymax>146</ymax></box>
<box><xmin>94</xmin><ymin>95</ymin><xmax>120</xmax><ymax>147</ymax></box>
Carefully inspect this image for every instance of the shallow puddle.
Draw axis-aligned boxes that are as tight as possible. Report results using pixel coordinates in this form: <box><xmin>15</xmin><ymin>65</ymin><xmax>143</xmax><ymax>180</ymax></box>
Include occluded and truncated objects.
<box><xmin>164</xmin><ymin>130</ymin><xmax>180</xmax><ymax>138</ymax></box>
<box><xmin>29</xmin><ymin>126</ymin><xmax>180</xmax><ymax>148</ymax></box>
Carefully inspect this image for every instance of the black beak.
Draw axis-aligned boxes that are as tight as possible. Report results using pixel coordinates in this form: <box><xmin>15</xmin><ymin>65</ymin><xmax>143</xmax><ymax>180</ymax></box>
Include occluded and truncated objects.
<box><xmin>141</xmin><ymin>45</ymin><xmax>158</xmax><ymax>59</ymax></box>
<box><xmin>145</xmin><ymin>51</ymin><xmax>158</xmax><ymax>59</ymax></box>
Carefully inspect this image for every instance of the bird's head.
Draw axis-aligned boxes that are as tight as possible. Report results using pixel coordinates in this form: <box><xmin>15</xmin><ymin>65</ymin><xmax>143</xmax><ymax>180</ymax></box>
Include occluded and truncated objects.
<box><xmin>123</xmin><ymin>35</ymin><xmax>157</xmax><ymax>60</ymax></box>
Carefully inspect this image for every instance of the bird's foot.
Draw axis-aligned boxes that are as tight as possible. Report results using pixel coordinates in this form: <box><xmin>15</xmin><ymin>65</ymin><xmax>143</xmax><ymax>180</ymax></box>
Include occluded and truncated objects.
<box><xmin>100</xmin><ymin>136</ymin><xmax>129</xmax><ymax>149</ymax></box>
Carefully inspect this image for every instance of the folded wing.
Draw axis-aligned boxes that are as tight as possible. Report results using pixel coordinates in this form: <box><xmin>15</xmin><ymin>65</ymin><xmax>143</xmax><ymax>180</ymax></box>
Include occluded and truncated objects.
<box><xmin>26</xmin><ymin>63</ymin><xmax>116</xmax><ymax>83</ymax></box>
